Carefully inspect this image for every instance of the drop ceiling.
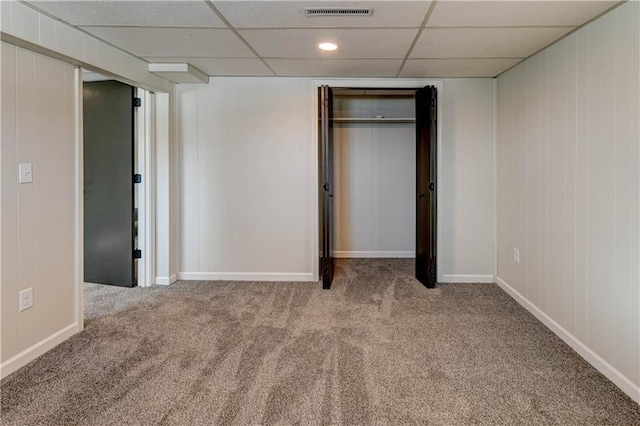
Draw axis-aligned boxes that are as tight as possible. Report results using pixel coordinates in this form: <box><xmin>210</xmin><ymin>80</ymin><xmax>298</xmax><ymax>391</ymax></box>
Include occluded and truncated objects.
<box><xmin>26</xmin><ymin>0</ymin><xmax>622</xmax><ymax>79</ymax></box>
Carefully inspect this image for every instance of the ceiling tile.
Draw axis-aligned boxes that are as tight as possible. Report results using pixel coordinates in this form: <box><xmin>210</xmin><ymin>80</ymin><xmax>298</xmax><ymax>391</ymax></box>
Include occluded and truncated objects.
<box><xmin>411</xmin><ymin>27</ymin><xmax>573</xmax><ymax>59</ymax></box>
<box><xmin>213</xmin><ymin>1</ymin><xmax>431</xmax><ymax>28</ymax></box>
<box><xmin>80</xmin><ymin>27</ymin><xmax>255</xmax><ymax>58</ymax></box>
<box><xmin>28</xmin><ymin>1</ymin><xmax>225</xmax><ymax>27</ymax></box>
<box><xmin>400</xmin><ymin>58</ymin><xmax>521</xmax><ymax>78</ymax></box>
<box><xmin>239</xmin><ymin>28</ymin><xmax>417</xmax><ymax>59</ymax></box>
<box><xmin>143</xmin><ymin>57</ymin><xmax>274</xmax><ymax>76</ymax></box>
<box><xmin>427</xmin><ymin>1</ymin><xmax>619</xmax><ymax>27</ymax></box>
<box><xmin>266</xmin><ymin>59</ymin><xmax>403</xmax><ymax>77</ymax></box>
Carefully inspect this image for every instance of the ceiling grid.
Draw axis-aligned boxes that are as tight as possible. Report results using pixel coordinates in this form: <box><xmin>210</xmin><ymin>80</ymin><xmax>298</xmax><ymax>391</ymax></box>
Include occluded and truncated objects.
<box><xmin>24</xmin><ymin>0</ymin><xmax>624</xmax><ymax>80</ymax></box>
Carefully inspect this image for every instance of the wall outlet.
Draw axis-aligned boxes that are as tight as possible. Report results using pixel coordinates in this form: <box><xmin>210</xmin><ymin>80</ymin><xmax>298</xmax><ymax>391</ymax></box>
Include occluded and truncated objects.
<box><xmin>19</xmin><ymin>288</ymin><xmax>34</xmax><ymax>312</ymax></box>
<box><xmin>513</xmin><ymin>248</ymin><xmax>520</xmax><ymax>264</ymax></box>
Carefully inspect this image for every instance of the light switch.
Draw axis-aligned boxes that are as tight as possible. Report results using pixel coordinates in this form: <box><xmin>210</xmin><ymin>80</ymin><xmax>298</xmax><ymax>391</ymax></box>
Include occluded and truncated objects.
<box><xmin>19</xmin><ymin>163</ymin><xmax>33</xmax><ymax>183</ymax></box>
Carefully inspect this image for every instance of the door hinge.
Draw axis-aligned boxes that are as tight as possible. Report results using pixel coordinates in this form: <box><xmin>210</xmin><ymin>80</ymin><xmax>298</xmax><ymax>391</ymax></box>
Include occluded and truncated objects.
<box><xmin>323</xmin><ymin>182</ymin><xmax>330</xmax><ymax>191</ymax></box>
<box><xmin>134</xmin><ymin>174</ymin><xmax>142</xmax><ymax>184</ymax></box>
<box><xmin>133</xmin><ymin>97</ymin><xmax>142</xmax><ymax>107</ymax></box>
<box><xmin>429</xmin><ymin>182</ymin><xmax>435</xmax><ymax>191</ymax></box>
<box><xmin>133</xmin><ymin>249</ymin><xmax>142</xmax><ymax>259</ymax></box>
<box><xmin>429</xmin><ymin>266</ymin><xmax>435</xmax><ymax>275</ymax></box>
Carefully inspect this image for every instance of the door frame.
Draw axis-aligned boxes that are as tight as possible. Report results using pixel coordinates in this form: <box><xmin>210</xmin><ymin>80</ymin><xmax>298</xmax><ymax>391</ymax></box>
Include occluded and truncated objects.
<box><xmin>134</xmin><ymin>88</ymin><xmax>157</xmax><ymax>288</ymax></box>
<box><xmin>75</xmin><ymin>69</ymin><xmax>160</xmax><ymax>329</ymax></box>
<box><xmin>311</xmin><ymin>79</ymin><xmax>444</xmax><ymax>283</ymax></box>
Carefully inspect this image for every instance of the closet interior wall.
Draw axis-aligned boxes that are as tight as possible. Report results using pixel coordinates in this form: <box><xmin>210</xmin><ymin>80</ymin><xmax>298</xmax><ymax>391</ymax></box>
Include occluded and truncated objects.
<box><xmin>332</xmin><ymin>92</ymin><xmax>416</xmax><ymax>258</ymax></box>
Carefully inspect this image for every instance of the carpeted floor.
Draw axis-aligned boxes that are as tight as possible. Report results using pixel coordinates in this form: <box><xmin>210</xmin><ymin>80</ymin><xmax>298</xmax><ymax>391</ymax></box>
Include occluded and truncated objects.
<box><xmin>1</xmin><ymin>259</ymin><xmax>638</xmax><ymax>425</ymax></box>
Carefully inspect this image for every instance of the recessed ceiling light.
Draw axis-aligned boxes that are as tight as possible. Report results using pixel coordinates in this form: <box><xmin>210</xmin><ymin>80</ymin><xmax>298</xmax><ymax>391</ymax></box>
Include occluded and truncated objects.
<box><xmin>319</xmin><ymin>42</ymin><xmax>338</xmax><ymax>51</ymax></box>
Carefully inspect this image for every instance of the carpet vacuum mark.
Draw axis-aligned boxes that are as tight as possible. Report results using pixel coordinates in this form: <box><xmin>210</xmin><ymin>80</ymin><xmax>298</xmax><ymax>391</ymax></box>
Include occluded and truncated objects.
<box><xmin>1</xmin><ymin>259</ymin><xmax>639</xmax><ymax>425</ymax></box>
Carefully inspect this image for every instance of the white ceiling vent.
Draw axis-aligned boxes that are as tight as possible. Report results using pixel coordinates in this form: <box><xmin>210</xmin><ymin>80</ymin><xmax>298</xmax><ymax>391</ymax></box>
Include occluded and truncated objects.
<box><xmin>304</xmin><ymin>7</ymin><xmax>372</xmax><ymax>17</ymax></box>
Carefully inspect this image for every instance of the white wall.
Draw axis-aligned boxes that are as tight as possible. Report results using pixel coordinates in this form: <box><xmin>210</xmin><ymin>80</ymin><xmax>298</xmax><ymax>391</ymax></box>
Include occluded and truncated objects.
<box><xmin>441</xmin><ymin>79</ymin><xmax>495</xmax><ymax>282</ymax></box>
<box><xmin>1</xmin><ymin>43</ymin><xmax>80</xmax><ymax>377</ymax></box>
<box><xmin>333</xmin><ymin>95</ymin><xmax>416</xmax><ymax>258</ymax></box>
<box><xmin>496</xmin><ymin>1</ymin><xmax>639</xmax><ymax>402</ymax></box>
<box><xmin>178</xmin><ymin>78</ymin><xmax>316</xmax><ymax>281</ymax></box>
<box><xmin>177</xmin><ymin>77</ymin><xmax>495</xmax><ymax>282</ymax></box>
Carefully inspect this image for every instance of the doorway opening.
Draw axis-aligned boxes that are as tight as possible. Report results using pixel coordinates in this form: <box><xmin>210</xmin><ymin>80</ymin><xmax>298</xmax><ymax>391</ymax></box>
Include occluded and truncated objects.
<box><xmin>82</xmin><ymin>70</ymin><xmax>152</xmax><ymax>289</ymax></box>
<box><xmin>318</xmin><ymin>85</ymin><xmax>438</xmax><ymax>290</ymax></box>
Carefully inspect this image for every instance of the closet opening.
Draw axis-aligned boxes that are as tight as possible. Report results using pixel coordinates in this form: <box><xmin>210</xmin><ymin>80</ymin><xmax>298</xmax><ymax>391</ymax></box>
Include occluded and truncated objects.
<box><xmin>319</xmin><ymin>86</ymin><xmax>437</xmax><ymax>290</ymax></box>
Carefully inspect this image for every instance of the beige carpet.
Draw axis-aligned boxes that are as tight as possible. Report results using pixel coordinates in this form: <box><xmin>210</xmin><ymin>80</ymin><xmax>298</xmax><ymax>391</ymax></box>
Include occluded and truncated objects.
<box><xmin>1</xmin><ymin>259</ymin><xmax>638</xmax><ymax>425</ymax></box>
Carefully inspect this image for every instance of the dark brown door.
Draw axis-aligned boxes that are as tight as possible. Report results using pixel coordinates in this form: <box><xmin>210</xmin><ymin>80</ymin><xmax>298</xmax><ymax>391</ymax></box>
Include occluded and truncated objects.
<box><xmin>319</xmin><ymin>85</ymin><xmax>335</xmax><ymax>289</ymax></box>
<box><xmin>415</xmin><ymin>86</ymin><xmax>437</xmax><ymax>288</ymax></box>
<box><xmin>83</xmin><ymin>80</ymin><xmax>136</xmax><ymax>287</ymax></box>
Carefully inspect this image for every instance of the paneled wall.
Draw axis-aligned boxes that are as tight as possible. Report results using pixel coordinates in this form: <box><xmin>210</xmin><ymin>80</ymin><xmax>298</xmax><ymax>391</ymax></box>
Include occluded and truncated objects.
<box><xmin>333</xmin><ymin>96</ymin><xmax>416</xmax><ymax>257</ymax></box>
<box><xmin>496</xmin><ymin>1</ymin><xmax>639</xmax><ymax>400</ymax></box>
<box><xmin>1</xmin><ymin>43</ymin><xmax>79</xmax><ymax>375</ymax></box>
<box><xmin>441</xmin><ymin>79</ymin><xmax>495</xmax><ymax>282</ymax></box>
<box><xmin>177</xmin><ymin>77</ymin><xmax>495</xmax><ymax>283</ymax></box>
<box><xmin>178</xmin><ymin>78</ymin><xmax>315</xmax><ymax>281</ymax></box>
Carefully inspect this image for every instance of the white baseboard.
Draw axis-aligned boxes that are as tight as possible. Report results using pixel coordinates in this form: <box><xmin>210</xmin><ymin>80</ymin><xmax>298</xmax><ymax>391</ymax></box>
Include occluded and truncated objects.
<box><xmin>178</xmin><ymin>272</ymin><xmax>316</xmax><ymax>282</ymax></box>
<box><xmin>0</xmin><ymin>323</ymin><xmax>79</xmax><ymax>380</ymax></box>
<box><xmin>332</xmin><ymin>251</ymin><xmax>415</xmax><ymax>258</ymax></box>
<box><xmin>155</xmin><ymin>274</ymin><xmax>177</xmax><ymax>286</ymax></box>
<box><xmin>497</xmin><ymin>277</ymin><xmax>640</xmax><ymax>404</ymax></box>
<box><xmin>440</xmin><ymin>274</ymin><xmax>495</xmax><ymax>283</ymax></box>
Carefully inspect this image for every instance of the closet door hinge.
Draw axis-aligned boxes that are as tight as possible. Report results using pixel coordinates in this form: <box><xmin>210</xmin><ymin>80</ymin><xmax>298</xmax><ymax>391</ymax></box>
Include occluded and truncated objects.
<box><xmin>133</xmin><ymin>97</ymin><xmax>142</xmax><ymax>107</ymax></box>
<box><xmin>133</xmin><ymin>249</ymin><xmax>142</xmax><ymax>259</ymax></box>
<box><xmin>134</xmin><ymin>174</ymin><xmax>142</xmax><ymax>184</ymax></box>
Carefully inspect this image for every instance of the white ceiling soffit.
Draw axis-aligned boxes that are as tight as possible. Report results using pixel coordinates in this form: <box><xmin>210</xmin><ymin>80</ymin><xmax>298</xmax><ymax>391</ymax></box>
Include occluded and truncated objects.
<box><xmin>22</xmin><ymin>0</ymin><xmax>625</xmax><ymax>78</ymax></box>
<box><xmin>143</xmin><ymin>57</ymin><xmax>274</xmax><ymax>76</ymax></box>
<box><xmin>148</xmin><ymin>63</ymin><xmax>209</xmax><ymax>84</ymax></box>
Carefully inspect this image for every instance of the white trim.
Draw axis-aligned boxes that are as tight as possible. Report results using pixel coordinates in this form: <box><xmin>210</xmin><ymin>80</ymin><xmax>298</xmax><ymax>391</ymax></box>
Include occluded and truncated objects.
<box><xmin>74</xmin><ymin>68</ymin><xmax>84</xmax><ymax>331</ymax></box>
<box><xmin>134</xmin><ymin>87</ymin><xmax>148</xmax><ymax>287</ymax></box>
<box><xmin>311</xmin><ymin>83</ymin><xmax>320</xmax><ymax>282</ymax></box>
<box><xmin>0</xmin><ymin>323</ymin><xmax>79</xmax><ymax>379</ymax></box>
<box><xmin>154</xmin><ymin>93</ymin><xmax>172</xmax><ymax>286</ymax></box>
<box><xmin>333</xmin><ymin>251</ymin><xmax>415</xmax><ymax>258</ymax></box>
<box><xmin>492</xmin><ymin>78</ymin><xmax>498</xmax><ymax>282</ymax></box>
<box><xmin>440</xmin><ymin>274</ymin><xmax>495</xmax><ymax>283</ymax></box>
<box><xmin>155</xmin><ymin>274</ymin><xmax>177</xmax><ymax>286</ymax></box>
<box><xmin>497</xmin><ymin>277</ymin><xmax>640</xmax><ymax>404</ymax></box>
<box><xmin>310</xmin><ymin>78</ymin><xmax>445</xmax><ymax>281</ymax></box>
<box><xmin>144</xmin><ymin>91</ymin><xmax>156</xmax><ymax>288</ymax></box>
<box><xmin>435</xmin><ymin>83</ymin><xmax>445</xmax><ymax>284</ymax></box>
<box><xmin>178</xmin><ymin>272</ymin><xmax>316</xmax><ymax>282</ymax></box>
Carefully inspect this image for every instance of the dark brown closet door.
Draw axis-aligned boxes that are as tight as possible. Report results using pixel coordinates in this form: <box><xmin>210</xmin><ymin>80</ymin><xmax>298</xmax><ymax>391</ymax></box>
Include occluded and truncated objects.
<box><xmin>319</xmin><ymin>85</ymin><xmax>335</xmax><ymax>289</ymax></box>
<box><xmin>415</xmin><ymin>86</ymin><xmax>437</xmax><ymax>288</ymax></box>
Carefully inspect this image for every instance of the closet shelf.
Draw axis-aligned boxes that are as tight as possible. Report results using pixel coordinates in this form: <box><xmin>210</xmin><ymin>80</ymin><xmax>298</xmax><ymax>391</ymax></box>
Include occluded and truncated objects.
<box><xmin>332</xmin><ymin>117</ymin><xmax>415</xmax><ymax>123</ymax></box>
